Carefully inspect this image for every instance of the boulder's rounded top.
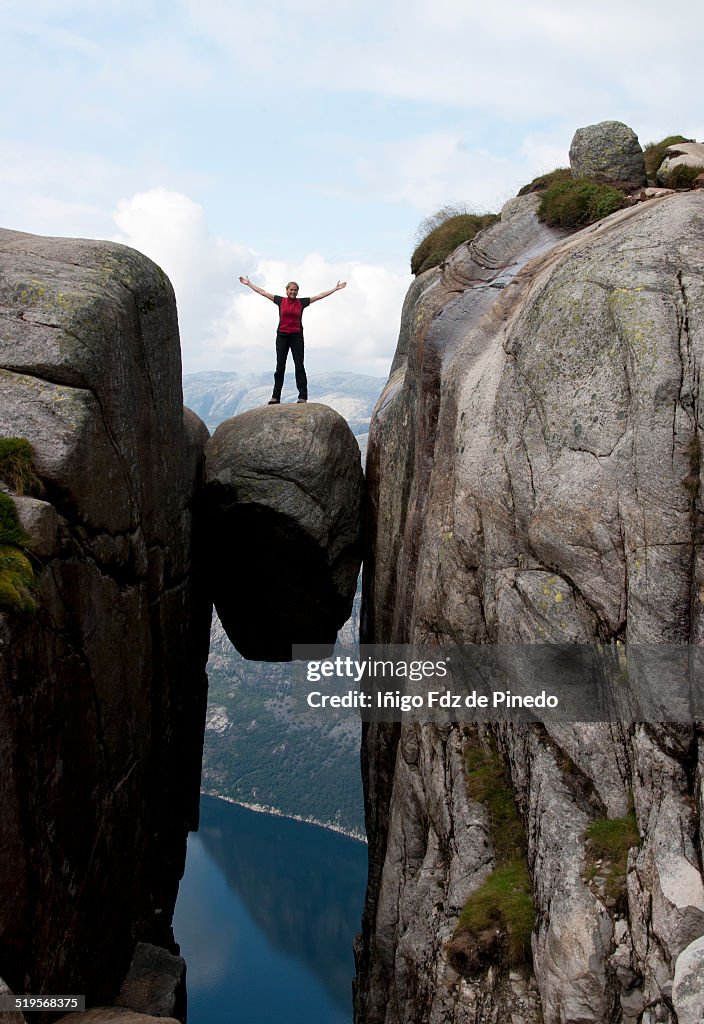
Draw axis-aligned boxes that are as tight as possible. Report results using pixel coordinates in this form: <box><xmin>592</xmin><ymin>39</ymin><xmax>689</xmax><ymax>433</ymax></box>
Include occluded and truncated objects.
<box><xmin>206</xmin><ymin>402</ymin><xmax>360</xmax><ymax>482</ymax></box>
<box><xmin>569</xmin><ymin>120</ymin><xmax>646</xmax><ymax>185</ymax></box>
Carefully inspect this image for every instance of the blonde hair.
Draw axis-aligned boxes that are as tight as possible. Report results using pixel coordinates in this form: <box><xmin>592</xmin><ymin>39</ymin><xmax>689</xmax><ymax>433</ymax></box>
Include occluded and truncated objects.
<box><xmin>286</xmin><ymin>281</ymin><xmax>300</xmax><ymax>290</ymax></box>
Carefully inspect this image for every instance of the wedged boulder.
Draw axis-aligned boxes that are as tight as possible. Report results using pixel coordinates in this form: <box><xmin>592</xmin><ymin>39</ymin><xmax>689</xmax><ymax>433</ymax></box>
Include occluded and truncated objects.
<box><xmin>569</xmin><ymin>119</ymin><xmax>646</xmax><ymax>184</ymax></box>
<box><xmin>0</xmin><ymin>228</ymin><xmax>211</xmax><ymax>1005</ymax></box>
<box><xmin>204</xmin><ymin>403</ymin><xmax>364</xmax><ymax>660</ymax></box>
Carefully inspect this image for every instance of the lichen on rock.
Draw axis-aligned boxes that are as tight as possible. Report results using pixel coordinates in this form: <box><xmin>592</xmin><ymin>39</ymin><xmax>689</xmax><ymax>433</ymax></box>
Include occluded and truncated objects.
<box><xmin>569</xmin><ymin>119</ymin><xmax>646</xmax><ymax>185</ymax></box>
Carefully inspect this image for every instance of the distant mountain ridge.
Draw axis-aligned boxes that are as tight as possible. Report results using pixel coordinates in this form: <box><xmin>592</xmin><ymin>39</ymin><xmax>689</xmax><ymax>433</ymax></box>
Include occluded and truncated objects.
<box><xmin>183</xmin><ymin>370</ymin><xmax>386</xmax><ymax>438</ymax></box>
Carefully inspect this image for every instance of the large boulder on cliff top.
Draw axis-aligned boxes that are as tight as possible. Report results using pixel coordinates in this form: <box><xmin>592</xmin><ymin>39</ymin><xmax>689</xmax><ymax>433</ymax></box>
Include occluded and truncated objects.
<box><xmin>0</xmin><ymin>228</ymin><xmax>211</xmax><ymax>1004</ymax></box>
<box><xmin>569</xmin><ymin>119</ymin><xmax>646</xmax><ymax>184</ymax></box>
<box><xmin>205</xmin><ymin>403</ymin><xmax>364</xmax><ymax>660</ymax></box>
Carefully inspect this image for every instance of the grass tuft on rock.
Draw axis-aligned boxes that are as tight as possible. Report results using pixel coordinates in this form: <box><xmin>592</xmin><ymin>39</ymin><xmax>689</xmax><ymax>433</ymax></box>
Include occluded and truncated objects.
<box><xmin>0</xmin><ymin>438</ymin><xmax>44</xmax><ymax>496</ymax></box>
<box><xmin>643</xmin><ymin>135</ymin><xmax>694</xmax><ymax>180</ymax></box>
<box><xmin>447</xmin><ymin>732</ymin><xmax>534</xmax><ymax>975</ymax></box>
<box><xmin>456</xmin><ymin>861</ymin><xmax>534</xmax><ymax>964</ymax></box>
<box><xmin>538</xmin><ymin>178</ymin><xmax>627</xmax><ymax>230</ymax></box>
<box><xmin>584</xmin><ymin>812</ymin><xmax>639</xmax><ymax>911</ymax></box>
<box><xmin>517</xmin><ymin>167</ymin><xmax>572</xmax><ymax>196</ymax></box>
<box><xmin>667</xmin><ymin>164</ymin><xmax>704</xmax><ymax>189</ymax></box>
<box><xmin>411</xmin><ymin>209</ymin><xmax>498</xmax><ymax>276</ymax></box>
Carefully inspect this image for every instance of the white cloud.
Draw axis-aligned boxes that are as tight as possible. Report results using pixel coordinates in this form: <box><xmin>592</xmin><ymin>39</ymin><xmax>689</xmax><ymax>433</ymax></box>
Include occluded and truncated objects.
<box><xmin>323</xmin><ymin>127</ymin><xmax>575</xmax><ymax>225</ymax></box>
<box><xmin>109</xmin><ymin>188</ymin><xmax>409</xmax><ymax>378</ymax></box>
<box><xmin>111</xmin><ymin>188</ymin><xmax>255</xmax><ymax>369</ymax></box>
<box><xmin>3</xmin><ymin>0</ymin><xmax>702</xmax><ymax>387</ymax></box>
<box><xmin>184</xmin><ymin>0</ymin><xmax>704</xmax><ymax>128</ymax></box>
<box><xmin>0</xmin><ymin>141</ymin><xmax>127</xmax><ymax>238</ymax></box>
<box><xmin>213</xmin><ymin>253</ymin><xmax>410</xmax><ymax>379</ymax></box>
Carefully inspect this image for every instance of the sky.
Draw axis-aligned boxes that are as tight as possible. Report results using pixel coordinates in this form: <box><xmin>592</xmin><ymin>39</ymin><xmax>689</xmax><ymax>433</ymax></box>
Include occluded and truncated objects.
<box><xmin>2</xmin><ymin>0</ymin><xmax>703</xmax><ymax>380</ymax></box>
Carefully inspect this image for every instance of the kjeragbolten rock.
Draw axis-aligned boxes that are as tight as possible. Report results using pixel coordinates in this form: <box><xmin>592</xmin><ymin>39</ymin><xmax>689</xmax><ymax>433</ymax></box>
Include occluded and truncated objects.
<box><xmin>204</xmin><ymin>403</ymin><xmax>364</xmax><ymax>660</ymax></box>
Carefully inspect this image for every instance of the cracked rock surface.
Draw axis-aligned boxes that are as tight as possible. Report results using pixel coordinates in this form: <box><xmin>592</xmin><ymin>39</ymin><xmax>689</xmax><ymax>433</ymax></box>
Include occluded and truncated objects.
<box><xmin>356</xmin><ymin>193</ymin><xmax>704</xmax><ymax>1023</ymax></box>
<box><xmin>0</xmin><ymin>228</ymin><xmax>211</xmax><ymax>1006</ymax></box>
<box><xmin>204</xmin><ymin>403</ymin><xmax>364</xmax><ymax>660</ymax></box>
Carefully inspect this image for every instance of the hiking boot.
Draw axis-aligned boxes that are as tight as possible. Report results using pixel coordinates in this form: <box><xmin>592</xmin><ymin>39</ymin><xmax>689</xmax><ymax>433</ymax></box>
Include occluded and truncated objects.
<box><xmin>268</xmin><ymin>398</ymin><xmax>280</xmax><ymax>405</ymax></box>
<box><xmin>297</xmin><ymin>397</ymin><xmax>307</xmax><ymax>403</ymax></box>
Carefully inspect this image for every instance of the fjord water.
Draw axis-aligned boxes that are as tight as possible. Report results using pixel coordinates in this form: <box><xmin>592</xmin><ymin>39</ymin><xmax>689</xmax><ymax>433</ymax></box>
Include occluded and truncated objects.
<box><xmin>174</xmin><ymin>794</ymin><xmax>367</xmax><ymax>1024</ymax></box>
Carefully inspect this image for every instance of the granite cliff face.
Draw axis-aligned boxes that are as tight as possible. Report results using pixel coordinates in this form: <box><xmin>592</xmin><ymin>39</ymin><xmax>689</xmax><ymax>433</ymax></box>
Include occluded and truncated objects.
<box><xmin>0</xmin><ymin>229</ymin><xmax>211</xmax><ymax>1006</ymax></box>
<box><xmin>356</xmin><ymin>193</ymin><xmax>704</xmax><ymax>1023</ymax></box>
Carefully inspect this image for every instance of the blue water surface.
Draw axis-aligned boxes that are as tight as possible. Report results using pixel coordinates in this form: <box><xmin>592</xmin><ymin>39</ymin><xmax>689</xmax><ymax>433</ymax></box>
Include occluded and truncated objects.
<box><xmin>173</xmin><ymin>795</ymin><xmax>368</xmax><ymax>1024</ymax></box>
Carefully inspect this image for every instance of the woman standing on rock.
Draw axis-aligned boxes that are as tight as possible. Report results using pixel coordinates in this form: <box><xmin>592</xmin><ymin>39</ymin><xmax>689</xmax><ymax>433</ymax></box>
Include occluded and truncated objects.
<box><xmin>238</xmin><ymin>276</ymin><xmax>347</xmax><ymax>405</ymax></box>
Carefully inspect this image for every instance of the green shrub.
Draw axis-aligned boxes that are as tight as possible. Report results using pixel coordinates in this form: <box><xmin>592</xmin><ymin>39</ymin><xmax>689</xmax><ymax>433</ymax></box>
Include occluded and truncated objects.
<box><xmin>643</xmin><ymin>135</ymin><xmax>693</xmax><ymax>180</ymax></box>
<box><xmin>448</xmin><ymin>733</ymin><xmax>533</xmax><ymax>972</ymax></box>
<box><xmin>584</xmin><ymin>812</ymin><xmax>639</xmax><ymax>910</ymax></box>
<box><xmin>411</xmin><ymin>209</ymin><xmax>498</xmax><ymax>275</ymax></box>
<box><xmin>0</xmin><ymin>438</ymin><xmax>44</xmax><ymax>496</ymax></box>
<box><xmin>667</xmin><ymin>164</ymin><xmax>704</xmax><ymax>189</ymax></box>
<box><xmin>517</xmin><ymin>167</ymin><xmax>572</xmax><ymax>196</ymax></box>
<box><xmin>538</xmin><ymin>178</ymin><xmax>627</xmax><ymax>230</ymax></box>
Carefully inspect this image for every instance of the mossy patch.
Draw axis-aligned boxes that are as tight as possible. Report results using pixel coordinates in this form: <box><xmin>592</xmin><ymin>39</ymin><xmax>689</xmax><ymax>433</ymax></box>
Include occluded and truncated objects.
<box><xmin>643</xmin><ymin>135</ymin><xmax>694</xmax><ymax>180</ymax></box>
<box><xmin>0</xmin><ymin>438</ymin><xmax>44</xmax><ymax>496</ymax></box>
<box><xmin>0</xmin><ymin>445</ymin><xmax>39</xmax><ymax>612</ymax></box>
<box><xmin>0</xmin><ymin>543</ymin><xmax>36</xmax><ymax>613</ymax></box>
<box><xmin>464</xmin><ymin>739</ymin><xmax>526</xmax><ymax>864</ymax></box>
<box><xmin>452</xmin><ymin>861</ymin><xmax>534</xmax><ymax>969</ymax></box>
<box><xmin>0</xmin><ymin>492</ymin><xmax>28</xmax><ymax>547</ymax></box>
<box><xmin>411</xmin><ymin>211</ymin><xmax>498</xmax><ymax>276</ymax></box>
<box><xmin>0</xmin><ymin>494</ymin><xmax>35</xmax><ymax>613</ymax></box>
<box><xmin>584</xmin><ymin>812</ymin><xmax>639</xmax><ymax>911</ymax></box>
<box><xmin>538</xmin><ymin>178</ymin><xmax>627</xmax><ymax>230</ymax></box>
<box><xmin>447</xmin><ymin>732</ymin><xmax>534</xmax><ymax>974</ymax></box>
<box><xmin>517</xmin><ymin>167</ymin><xmax>572</xmax><ymax>196</ymax></box>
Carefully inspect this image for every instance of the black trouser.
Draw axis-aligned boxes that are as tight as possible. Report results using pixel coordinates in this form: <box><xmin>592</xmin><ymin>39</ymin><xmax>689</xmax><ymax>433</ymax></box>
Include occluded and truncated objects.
<box><xmin>273</xmin><ymin>330</ymin><xmax>307</xmax><ymax>400</ymax></box>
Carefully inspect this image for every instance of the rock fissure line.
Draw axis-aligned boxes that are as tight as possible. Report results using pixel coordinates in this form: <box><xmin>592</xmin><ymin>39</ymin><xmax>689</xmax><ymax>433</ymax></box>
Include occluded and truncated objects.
<box><xmin>232</xmin><ymin>467</ymin><xmax>331</xmax><ymax>517</ymax></box>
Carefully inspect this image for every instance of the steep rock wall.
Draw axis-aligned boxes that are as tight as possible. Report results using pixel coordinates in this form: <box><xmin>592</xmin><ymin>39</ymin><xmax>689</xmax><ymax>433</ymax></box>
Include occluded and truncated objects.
<box><xmin>356</xmin><ymin>194</ymin><xmax>704</xmax><ymax>1023</ymax></box>
<box><xmin>0</xmin><ymin>229</ymin><xmax>211</xmax><ymax>1005</ymax></box>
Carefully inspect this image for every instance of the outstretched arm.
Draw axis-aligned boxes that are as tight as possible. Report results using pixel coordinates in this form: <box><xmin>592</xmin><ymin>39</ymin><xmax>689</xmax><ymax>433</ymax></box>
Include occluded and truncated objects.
<box><xmin>239</xmin><ymin>275</ymin><xmax>276</xmax><ymax>301</ymax></box>
<box><xmin>309</xmin><ymin>281</ymin><xmax>347</xmax><ymax>303</ymax></box>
